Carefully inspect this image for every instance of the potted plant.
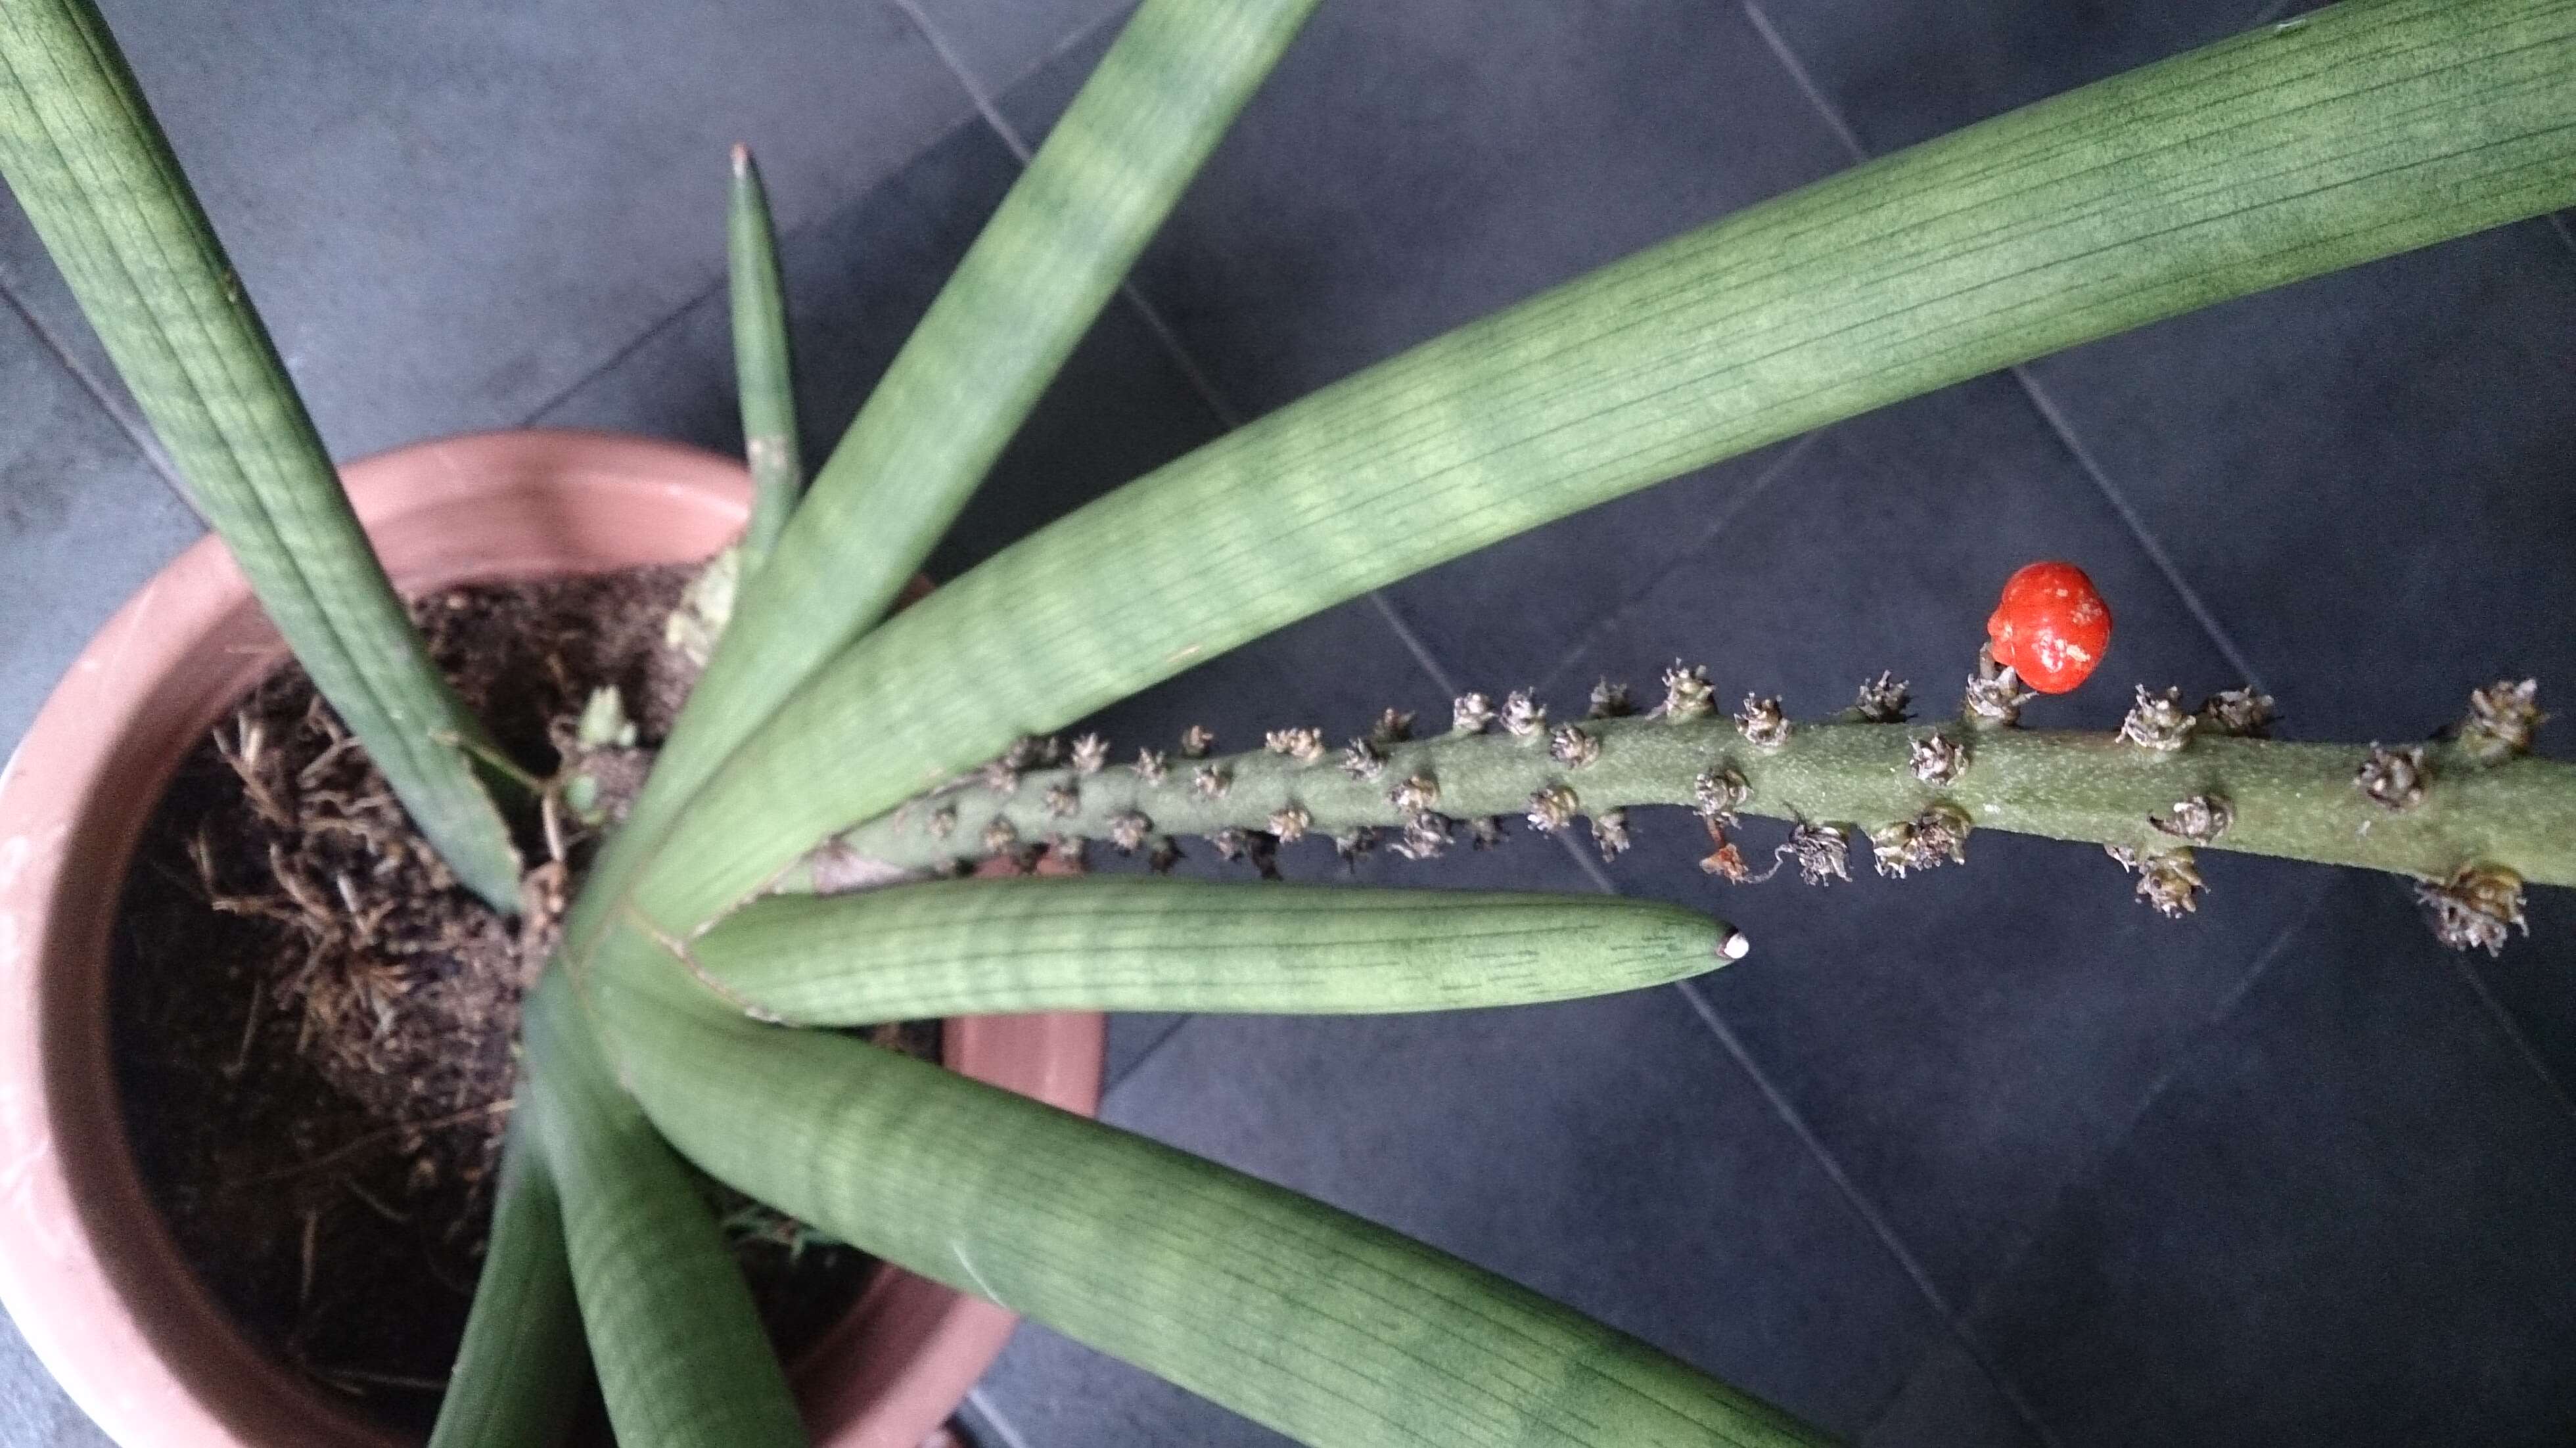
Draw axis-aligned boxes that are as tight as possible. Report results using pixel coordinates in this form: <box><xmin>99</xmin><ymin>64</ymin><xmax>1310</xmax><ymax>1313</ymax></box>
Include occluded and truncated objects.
<box><xmin>1</xmin><ymin>0</ymin><xmax>2568</xmax><ymax>1444</ymax></box>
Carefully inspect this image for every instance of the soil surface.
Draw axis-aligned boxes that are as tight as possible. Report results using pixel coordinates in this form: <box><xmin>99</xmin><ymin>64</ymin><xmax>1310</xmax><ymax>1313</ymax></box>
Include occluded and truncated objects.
<box><xmin>110</xmin><ymin>565</ymin><xmax>926</xmax><ymax>1439</ymax></box>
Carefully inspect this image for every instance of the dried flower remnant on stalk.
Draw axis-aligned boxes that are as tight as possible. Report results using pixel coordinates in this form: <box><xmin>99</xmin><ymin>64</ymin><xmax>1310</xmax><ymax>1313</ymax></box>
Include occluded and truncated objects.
<box><xmin>2151</xmin><ymin>793</ymin><xmax>2232</xmax><ymax>844</ymax></box>
<box><xmin>1660</xmin><ymin>663</ymin><xmax>1715</xmax><ymax>721</ymax></box>
<box><xmin>2459</xmin><ymin>678</ymin><xmax>2543</xmax><ymax>765</ymax></box>
<box><xmin>1736</xmin><ymin>696</ymin><xmax>1789</xmax><ymax>750</ymax></box>
<box><xmin>1910</xmin><ymin>733</ymin><xmax>1966</xmax><ymax>786</ymax></box>
<box><xmin>1527</xmin><ymin>784</ymin><xmax>1578</xmax><ymax>834</ymax></box>
<box><xmin>1592</xmin><ymin>809</ymin><xmax>1631</xmax><ymax>861</ymax></box>
<box><xmin>1964</xmin><ymin>645</ymin><xmax>2035</xmax><ymax>729</ymax></box>
<box><xmin>1069</xmin><ymin>733</ymin><xmax>1109</xmax><ymax>775</ymax></box>
<box><xmin>1852</xmin><ymin>672</ymin><xmax>1910</xmax><ymax>723</ymax></box>
<box><xmin>2107</xmin><ymin>844</ymin><xmax>2203</xmax><ymax>917</ymax></box>
<box><xmin>1369</xmin><ymin>708</ymin><xmax>1417</xmax><ymax>746</ymax></box>
<box><xmin>1692</xmin><ymin>765</ymin><xmax>1747</xmax><ymax>823</ymax></box>
<box><xmin>2196</xmin><ymin>687</ymin><xmax>2275</xmax><ymax>738</ymax></box>
<box><xmin>2118</xmin><ymin>686</ymin><xmax>2195</xmax><ymax>753</ymax></box>
<box><xmin>2418</xmin><ymin>865</ymin><xmax>2527</xmax><ymax>955</ymax></box>
<box><xmin>1549</xmin><ymin>725</ymin><xmax>1599</xmax><ymax>768</ymax></box>
<box><xmin>1781</xmin><ymin>823</ymin><xmax>1851</xmax><ymax>886</ymax></box>
<box><xmin>1264</xmin><ymin>727</ymin><xmax>1327</xmax><ymax>763</ymax></box>
<box><xmin>2356</xmin><ymin>744</ymin><xmax>2427</xmax><ymax>811</ymax></box>
<box><xmin>1342</xmin><ymin>737</ymin><xmax>1387</xmax><ymax>781</ymax></box>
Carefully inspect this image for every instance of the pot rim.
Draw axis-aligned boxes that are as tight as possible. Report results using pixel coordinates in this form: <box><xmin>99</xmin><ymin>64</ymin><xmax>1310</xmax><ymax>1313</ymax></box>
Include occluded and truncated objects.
<box><xmin>0</xmin><ymin>428</ymin><xmax>1101</xmax><ymax>1447</ymax></box>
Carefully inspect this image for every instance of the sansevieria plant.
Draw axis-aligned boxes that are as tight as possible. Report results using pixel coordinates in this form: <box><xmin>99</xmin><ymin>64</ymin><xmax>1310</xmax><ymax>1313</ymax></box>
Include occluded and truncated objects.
<box><xmin>2</xmin><ymin>0</ymin><xmax>2570</xmax><ymax>1442</ymax></box>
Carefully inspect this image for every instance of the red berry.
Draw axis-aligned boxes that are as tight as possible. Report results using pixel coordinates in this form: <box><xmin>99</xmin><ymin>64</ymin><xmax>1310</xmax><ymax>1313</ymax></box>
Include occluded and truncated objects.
<box><xmin>1986</xmin><ymin>562</ymin><xmax>2111</xmax><ymax>694</ymax></box>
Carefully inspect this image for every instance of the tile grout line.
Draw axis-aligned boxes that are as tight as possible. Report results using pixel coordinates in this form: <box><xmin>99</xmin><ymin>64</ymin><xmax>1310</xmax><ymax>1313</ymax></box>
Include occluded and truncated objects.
<box><xmin>886</xmin><ymin>0</ymin><xmax>1044</xmax><ymax>168</ymax></box>
<box><xmin>1557</xmin><ymin>826</ymin><xmax>2067</xmax><ymax>1445</ymax></box>
<box><xmin>2445</xmin><ymin>952</ymin><xmax>2576</xmax><ymax>1127</ymax></box>
<box><xmin>1746</xmin><ymin>0</ymin><xmax>2271</xmax><ymax>699</ymax></box>
<box><xmin>1527</xmin><ymin>430</ymin><xmax>1821</xmax><ymax>699</ymax></box>
<box><xmin>1668</xmin><ymin>971</ymin><xmax>2065</xmax><ymax>1448</ymax></box>
<box><xmin>902</xmin><ymin>0</ymin><xmax>1463</xmax><ymax>710</ymax></box>
<box><xmin>515</xmin><ymin>274</ymin><xmax>717</xmax><ymax>429</ymax></box>
<box><xmin>1737</xmin><ymin>1</ymin><xmax>1867</xmax><ymax>163</ymax></box>
<box><xmin>1868</xmin><ymin>876</ymin><xmax>2328</xmax><ymax>1439</ymax></box>
<box><xmin>1732</xmin><ymin>5</ymin><xmax>2286</xmax><ymax>1437</ymax></box>
<box><xmin>1100</xmin><ymin>1012</ymin><xmax>1197</xmax><ymax>1104</ymax></box>
<box><xmin>0</xmin><ymin>279</ymin><xmax>203</xmax><ymax>522</ymax></box>
<box><xmin>2548</xmin><ymin>210</ymin><xmax>2576</xmax><ymax>261</ymax></box>
<box><xmin>965</xmin><ymin>1386</ymin><xmax>1040</xmax><ymax>1448</ymax></box>
<box><xmin>1736</xmin><ymin>3</ymin><xmax>2070</xmax><ymax>1434</ymax></box>
<box><xmin>893</xmin><ymin>0</ymin><xmax>1254</xmax><ymax>441</ymax></box>
<box><xmin>513</xmin><ymin>93</ymin><xmax>1000</xmax><ymax>430</ymax></box>
<box><xmin>2010</xmin><ymin>369</ymin><xmax>2266</xmax><ymax>690</ymax></box>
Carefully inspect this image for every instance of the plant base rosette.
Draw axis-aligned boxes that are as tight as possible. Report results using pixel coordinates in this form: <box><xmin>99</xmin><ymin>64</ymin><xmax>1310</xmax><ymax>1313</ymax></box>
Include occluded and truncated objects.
<box><xmin>0</xmin><ymin>430</ymin><xmax>1103</xmax><ymax>1448</ymax></box>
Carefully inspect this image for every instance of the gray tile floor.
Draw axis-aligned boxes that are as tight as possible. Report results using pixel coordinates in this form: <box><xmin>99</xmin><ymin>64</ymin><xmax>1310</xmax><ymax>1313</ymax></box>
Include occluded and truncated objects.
<box><xmin>4</xmin><ymin>1</ymin><xmax>2571</xmax><ymax>1444</ymax></box>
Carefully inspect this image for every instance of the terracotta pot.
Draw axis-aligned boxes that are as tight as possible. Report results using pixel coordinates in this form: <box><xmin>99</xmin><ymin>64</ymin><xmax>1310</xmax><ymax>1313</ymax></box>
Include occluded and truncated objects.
<box><xmin>0</xmin><ymin>430</ymin><xmax>1103</xmax><ymax>1447</ymax></box>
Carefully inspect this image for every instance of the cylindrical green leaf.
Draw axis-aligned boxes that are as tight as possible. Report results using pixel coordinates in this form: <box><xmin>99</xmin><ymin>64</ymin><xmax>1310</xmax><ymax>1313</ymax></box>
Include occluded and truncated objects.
<box><xmin>0</xmin><ymin>0</ymin><xmax>524</xmax><ymax>911</ymax></box>
<box><xmin>601</xmin><ymin>0</ymin><xmax>2576</xmax><ymax>945</ymax></box>
<box><xmin>427</xmin><ymin>1120</ymin><xmax>587</xmax><ymax>1448</ymax></box>
<box><xmin>603</xmin><ymin>992</ymin><xmax>1832</xmax><ymax>1448</ymax></box>
<box><xmin>521</xmin><ymin>974</ymin><xmax>806</xmax><ymax>1448</ymax></box>
<box><xmin>693</xmin><ymin>878</ymin><xmax>1743</xmax><ymax>1024</ymax></box>
<box><xmin>632</xmin><ymin>0</ymin><xmax>1323</xmax><ymax>825</ymax></box>
<box><xmin>729</xmin><ymin>145</ymin><xmax>801</xmax><ymax>570</ymax></box>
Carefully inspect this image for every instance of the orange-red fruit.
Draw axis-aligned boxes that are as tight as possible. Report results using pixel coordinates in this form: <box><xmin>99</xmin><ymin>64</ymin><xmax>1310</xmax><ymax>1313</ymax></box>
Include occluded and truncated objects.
<box><xmin>1987</xmin><ymin>561</ymin><xmax>2111</xmax><ymax>694</ymax></box>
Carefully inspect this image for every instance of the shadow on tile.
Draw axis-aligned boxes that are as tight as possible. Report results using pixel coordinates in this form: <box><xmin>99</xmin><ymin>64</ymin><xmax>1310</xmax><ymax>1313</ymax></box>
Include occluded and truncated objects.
<box><xmin>1744</xmin><ymin>0</ymin><xmax>2273</xmax><ymax>156</ymax></box>
<box><xmin>46</xmin><ymin>0</ymin><xmax>973</xmax><ymax>457</ymax></box>
<box><xmin>1964</xmin><ymin>870</ymin><xmax>2576</xmax><ymax>1445</ymax></box>
<box><xmin>0</xmin><ymin>302</ymin><xmax>204</xmax><ymax>751</ymax></box>
<box><xmin>971</xmin><ymin>987</ymin><xmax>1956</xmax><ymax>1443</ymax></box>
<box><xmin>536</xmin><ymin>115</ymin><xmax>1230</xmax><ymax>583</ymax></box>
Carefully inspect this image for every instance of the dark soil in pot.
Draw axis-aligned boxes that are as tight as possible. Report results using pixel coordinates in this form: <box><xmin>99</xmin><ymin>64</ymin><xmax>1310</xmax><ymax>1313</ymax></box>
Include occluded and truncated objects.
<box><xmin>108</xmin><ymin>565</ymin><xmax>921</xmax><ymax>1439</ymax></box>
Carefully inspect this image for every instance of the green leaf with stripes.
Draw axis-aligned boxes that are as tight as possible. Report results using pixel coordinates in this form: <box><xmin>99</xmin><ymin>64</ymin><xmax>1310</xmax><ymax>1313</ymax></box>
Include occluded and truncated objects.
<box><xmin>604</xmin><ymin>992</ymin><xmax>1833</xmax><ymax>1448</ymax></box>
<box><xmin>427</xmin><ymin>1120</ymin><xmax>587</xmax><ymax>1448</ymax></box>
<box><xmin>520</xmin><ymin>973</ymin><xmax>806</xmax><ymax>1448</ymax></box>
<box><xmin>610</xmin><ymin>0</ymin><xmax>2576</xmax><ymax>940</ymax></box>
<box><xmin>691</xmin><ymin>878</ymin><xmax>1745</xmax><ymax>1024</ymax></box>
<box><xmin>624</xmin><ymin>0</ymin><xmax>1323</xmax><ymax>836</ymax></box>
<box><xmin>729</xmin><ymin>145</ymin><xmax>801</xmax><ymax>570</ymax></box>
<box><xmin>0</xmin><ymin>0</ymin><xmax>524</xmax><ymax>911</ymax></box>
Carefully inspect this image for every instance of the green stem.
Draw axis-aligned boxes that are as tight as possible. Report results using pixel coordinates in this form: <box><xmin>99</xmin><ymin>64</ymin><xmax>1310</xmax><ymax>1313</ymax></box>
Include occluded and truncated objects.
<box><xmin>426</xmin><ymin>1120</ymin><xmax>587</xmax><ymax>1448</ymax></box>
<box><xmin>729</xmin><ymin>145</ymin><xmax>800</xmax><ymax>571</ymax></box>
<box><xmin>819</xmin><ymin>712</ymin><xmax>2576</xmax><ymax>889</ymax></box>
<box><xmin>0</xmin><ymin>0</ymin><xmax>524</xmax><ymax>911</ymax></box>
<box><xmin>520</xmin><ymin>973</ymin><xmax>807</xmax><ymax>1448</ymax></box>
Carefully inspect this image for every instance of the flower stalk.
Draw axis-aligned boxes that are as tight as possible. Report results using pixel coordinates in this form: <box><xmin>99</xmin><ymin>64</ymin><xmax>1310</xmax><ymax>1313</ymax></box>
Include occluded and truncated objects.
<box><xmin>814</xmin><ymin>680</ymin><xmax>2576</xmax><ymax>911</ymax></box>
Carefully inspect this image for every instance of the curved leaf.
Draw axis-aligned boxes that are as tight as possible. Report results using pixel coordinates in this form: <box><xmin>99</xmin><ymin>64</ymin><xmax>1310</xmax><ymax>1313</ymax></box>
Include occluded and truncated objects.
<box><xmin>605</xmin><ymin>993</ymin><xmax>1831</xmax><ymax>1448</ymax></box>
<box><xmin>0</xmin><ymin>0</ymin><xmax>524</xmax><ymax>909</ymax></box>
<box><xmin>632</xmin><ymin>0</ymin><xmax>1323</xmax><ymax>825</ymax></box>
<box><xmin>693</xmin><ymin>878</ymin><xmax>1743</xmax><ymax>1023</ymax></box>
<box><xmin>427</xmin><ymin>1120</ymin><xmax>587</xmax><ymax>1448</ymax></box>
<box><xmin>522</xmin><ymin>974</ymin><xmax>806</xmax><ymax>1448</ymax></box>
<box><xmin>618</xmin><ymin>0</ymin><xmax>2576</xmax><ymax>936</ymax></box>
